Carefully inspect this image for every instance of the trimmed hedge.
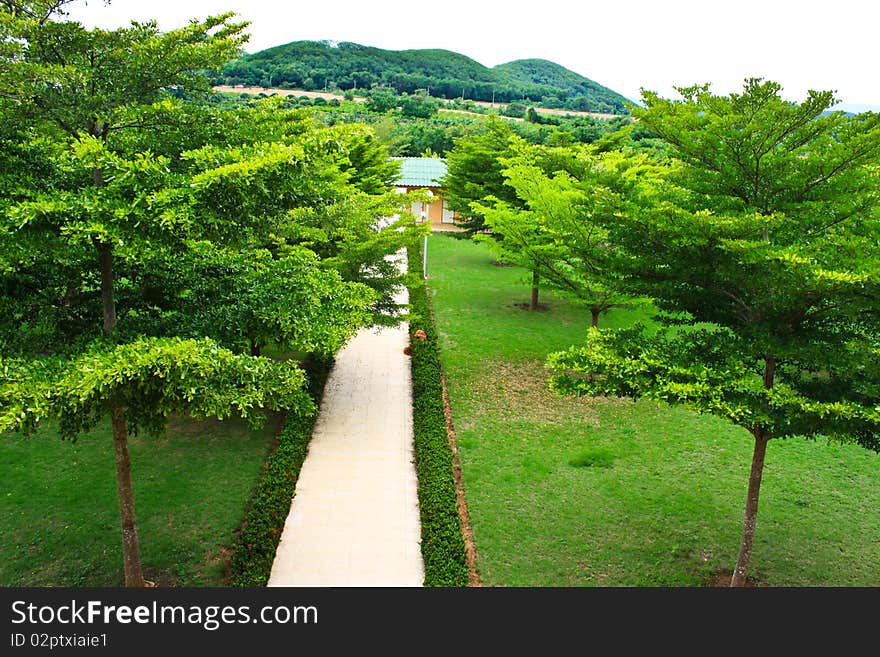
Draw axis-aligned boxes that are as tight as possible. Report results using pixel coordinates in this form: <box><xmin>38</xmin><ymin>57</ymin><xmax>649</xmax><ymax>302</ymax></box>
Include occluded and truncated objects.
<box><xmin>407</xmin><ymin>244</ymin><xmax>470</xmax><ymax>586</ymax></box>
<box><xmin>227</xmin><ymin>354</ymin><xmax>333</xmax><ymax>587</ymax></box>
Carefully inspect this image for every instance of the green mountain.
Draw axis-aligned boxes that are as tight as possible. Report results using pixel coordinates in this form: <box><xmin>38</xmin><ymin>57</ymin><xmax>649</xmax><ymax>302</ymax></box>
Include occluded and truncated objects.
<box><xmin>495</xmin><ymin>59</ymin><xmax>629</xmax><ymax>108</ymax></box>
<box><xmin>218</xmin><ymin>40</ymin><xmax>632</xmax><ymax>114</ymax></box>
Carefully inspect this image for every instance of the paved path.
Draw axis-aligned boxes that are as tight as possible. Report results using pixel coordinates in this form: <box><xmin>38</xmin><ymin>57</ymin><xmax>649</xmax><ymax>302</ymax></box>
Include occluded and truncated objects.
<box><xmin>267</xmin><ymin>251</ymin><xmax>424</xmax><ymax>587</ymax></box>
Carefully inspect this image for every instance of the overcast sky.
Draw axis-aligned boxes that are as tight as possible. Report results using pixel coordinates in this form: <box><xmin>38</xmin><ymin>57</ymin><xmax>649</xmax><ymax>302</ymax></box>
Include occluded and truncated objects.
<box><xmin>65</xmin><ymin>0</ymin><xmax>879</xmax><ymax>112</ymax></box>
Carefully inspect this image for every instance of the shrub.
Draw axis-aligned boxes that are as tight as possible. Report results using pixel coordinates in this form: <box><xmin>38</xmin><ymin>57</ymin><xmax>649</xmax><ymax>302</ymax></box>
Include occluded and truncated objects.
<box><xmin>502</xmin><ymin>102</ymin><xmax>527</xmax><ymax>118</ymax></box>
<box><xmin>400</xmin><ymin>94</ymin><xmax>440</xmax><ymax>118</ymax></box>
<box><xmin>407</xmin><ymin>245</ymin><xmax>470</xmax><ymax>586</ymax></box>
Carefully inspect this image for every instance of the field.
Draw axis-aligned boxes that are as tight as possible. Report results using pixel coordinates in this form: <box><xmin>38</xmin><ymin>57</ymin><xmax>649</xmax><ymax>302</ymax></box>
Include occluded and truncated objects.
<box><xmin>426</xmin><ymin>233</ymin><xmax>880</xmax><ymax>586</ymax></box>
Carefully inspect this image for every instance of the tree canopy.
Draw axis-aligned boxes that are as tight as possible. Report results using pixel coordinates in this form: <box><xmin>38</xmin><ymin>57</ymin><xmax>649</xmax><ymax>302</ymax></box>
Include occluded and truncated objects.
<box><xmin>442</xmin><ymin>117</ymin><xmax>525</xmax><ymax>235</ymax></box>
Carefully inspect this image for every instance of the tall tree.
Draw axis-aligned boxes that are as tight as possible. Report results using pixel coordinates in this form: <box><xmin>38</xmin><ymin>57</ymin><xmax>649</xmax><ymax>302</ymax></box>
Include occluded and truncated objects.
<box><xmin>1</xmin><ymin>4</ymin><xmax>265</xmax><ymax>587</ymax></box>
<box><xmin>443</xmin><ymin>118</ymin><xmax>550</xmax><ymax>307</ymax></box>
<box><xmin>442</xmin><ymin>116</ymin><xmax>524</xmax><ymax>236</ymax></box>
<box><xmin>547</xmin><ymin>79</ymin><xmax>880</xmax><ymax>586</ymax></box>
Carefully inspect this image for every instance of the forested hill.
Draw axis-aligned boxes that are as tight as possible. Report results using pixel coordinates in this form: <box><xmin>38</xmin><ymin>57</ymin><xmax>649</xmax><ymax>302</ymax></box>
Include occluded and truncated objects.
<box><xmin>495</xmin><ymin>59</ymin><xmax>628</xmax><ymax>106</ymax></box>
<box><xmin>218</xmin><ymin>40</ymin><xmax>632</xmax><ymax>114</ymax></box>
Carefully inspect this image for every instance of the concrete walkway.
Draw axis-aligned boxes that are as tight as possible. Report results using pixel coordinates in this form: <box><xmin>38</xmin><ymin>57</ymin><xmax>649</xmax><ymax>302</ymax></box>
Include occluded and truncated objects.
<box><xmin>267</xmin><ymin>250</ymin><xmax>424</xmax><ymax>587</ymax></box>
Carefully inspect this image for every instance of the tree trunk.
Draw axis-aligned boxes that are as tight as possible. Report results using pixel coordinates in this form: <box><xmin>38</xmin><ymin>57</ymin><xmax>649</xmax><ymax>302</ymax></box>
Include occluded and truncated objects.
<box><xmin>763</xmin><ymin>357</ymin><xmax>776</xmax><ymax>389</ymax></box>
<box><xmin>529</xmin><ymin>270</ymin><xmax>539</xmax><ymax>311</ymax></box>
<box><xmin>92</xmin><ymin>166</ymin><xmax>144</xmax><ymax>586</ymax></box>
<box><xmin>97</xmin><ymin>241</ymin><xmax>117</xmax><ymax>336</ymax></box>
<box><xmin>731</xmin><ymin>430</ymin><xmax>770</xmax><ymax>587</ymax></box>
<box><xmin>92</xmin><ymin>167</ymin><xmax>116</xmax><ymax>337</ymax></box>
<box><xmin>591</xmin><ymin>308</ymin><xmax>600</xmax><ymax>328</ymax></box>
<box><xmin>731</xmin><ymin>357</ymin><xmax>776</xmax><ymax>587</ymax></box>
<box><xmin>112</xmin><ymin>407</ymin><xmax>145</xmax><ymax>587</ymax></box>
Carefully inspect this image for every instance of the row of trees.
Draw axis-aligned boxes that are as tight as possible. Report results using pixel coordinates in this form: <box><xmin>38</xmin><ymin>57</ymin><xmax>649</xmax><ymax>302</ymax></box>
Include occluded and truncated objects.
<box><xmin>442</xmin><ymin>80</ymin><xmax>880</xmax><ymax>586</ymax></box>
<box><xmin>0</xmin><ymin>1</ymin><xmax>425</xmax><ymax>586</ymax></box>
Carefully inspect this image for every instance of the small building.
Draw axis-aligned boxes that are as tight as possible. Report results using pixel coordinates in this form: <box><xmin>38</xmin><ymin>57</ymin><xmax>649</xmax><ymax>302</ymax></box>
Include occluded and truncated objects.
<box><xmin>392</xmin><ymin>157</ymin><xmax>463</xmax><ymax>231</ymax></box>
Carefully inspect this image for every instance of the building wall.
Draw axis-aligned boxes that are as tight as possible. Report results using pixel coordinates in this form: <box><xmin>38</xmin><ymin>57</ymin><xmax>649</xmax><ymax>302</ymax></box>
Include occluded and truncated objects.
<box><xmin>399</xmin><ymin>185</ymin><xmax>464</xmax><ymax>230</ymax></box>
<box><xmin>427</xmin><ymin>196</ymin><xmax>443</xmax><ymax>226</ymax></box>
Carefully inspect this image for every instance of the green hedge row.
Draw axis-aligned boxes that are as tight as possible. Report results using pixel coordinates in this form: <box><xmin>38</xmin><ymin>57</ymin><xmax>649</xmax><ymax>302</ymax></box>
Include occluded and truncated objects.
<box><xmin>407</xmin><ymin>245</ymin><xmax>470</xmax><ymax>587</ymax></box>
<box><xmin>227</xmin><ymin>355</ymin><xmax>333</xmax><ymax>587</ymax></box>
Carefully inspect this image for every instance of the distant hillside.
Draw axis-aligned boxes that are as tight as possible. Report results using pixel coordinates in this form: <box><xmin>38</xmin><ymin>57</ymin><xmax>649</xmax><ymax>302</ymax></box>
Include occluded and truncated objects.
<box><xmin>218</xmin><ymin>40</ymin><xmax>632</xmax><ymax>114</ymax></box>
<box><xmin>495</xmin><ymin>59</ymin><xmax>630</xmax><ymax>110</ymax></box>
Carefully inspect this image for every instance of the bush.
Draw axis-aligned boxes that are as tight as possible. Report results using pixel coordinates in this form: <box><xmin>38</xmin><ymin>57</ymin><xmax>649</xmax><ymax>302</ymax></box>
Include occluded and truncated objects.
<box><xmin>366</xmin><ymin>88</ymin><xmax>399</xmax><ymax>113</ymax></box>
<box><xmin>407</xmin><ymin>245</ymin><xmax>470</xmax><ymax>586</ymax></box>
<box><xmin>501</xmin><ymin>102</ymin><xmax>527</xmax><ymax>118</ymax></box>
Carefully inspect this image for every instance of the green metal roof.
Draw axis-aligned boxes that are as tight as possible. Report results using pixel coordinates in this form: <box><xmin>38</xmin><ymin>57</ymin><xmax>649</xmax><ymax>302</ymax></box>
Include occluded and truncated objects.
<box><xmin>392</xmin><ymin>157</ymin><xmax>447</xmax><ymax>188</ymax></box>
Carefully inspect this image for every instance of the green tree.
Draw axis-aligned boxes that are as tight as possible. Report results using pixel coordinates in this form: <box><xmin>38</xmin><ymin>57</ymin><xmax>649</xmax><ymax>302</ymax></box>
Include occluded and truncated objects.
<box><xmin>0</xmin><ymin>4</ymin><xmax>279</xmax><ymax>587</ymax></box>
<box><xmin>547</xmin><ymin>79</ymin><xmax>880</xmax><ymax>586</ymax></box>
<box><xmin>0</xmin><ymin>1</ymin><xmax>248</xmax><ymax>336</ymax></box>
<box><xmin>501</xmin><ymin>102</ymin><xmax>527</xmax><ymax>119</ymax></box>
<box><xmin>178</xmin><ymin>243</ymin><xmax>377</xmax><ymax>357</ymax></box>
<box><xmin>442</xmin><ymin>117</ymin><xmax>524</xmax><ymax>236</ymax></box>
<box><xmin>331</xmin><ymin>123</ymin><xmax>403</xmax><ymax>195</ymax></box>
<box><xmin>401</xmin><ymin>122</ymin><xmax>455</xmax><ymax>158</ymax></box>
<box><xmin>476</xmin><ymin>145</ymin><xmax>637</xmax><ymax>326</ymax></box>
<box><xmin>400</xmin><ymin>93</ymin><xmax>440</xmax><ymax>119</ymax></box>
<box><xmin>182</xmin><ymin>125</ymin><xmax>423</xmax><ymax>325</ymax></box>
<box><xmin>442</xmin><ymin>118</ymin><xmax>552</xmax><ymax>308</ymax></box>
<box><xmin>6</xmin><ymin>135</ymin><xmax>186</xmax><ymax>345</ymax></box>
<box><xmin>365</xmin><ymin>87</ymin><xmax>399</xmax><ymax>113</ymax></box>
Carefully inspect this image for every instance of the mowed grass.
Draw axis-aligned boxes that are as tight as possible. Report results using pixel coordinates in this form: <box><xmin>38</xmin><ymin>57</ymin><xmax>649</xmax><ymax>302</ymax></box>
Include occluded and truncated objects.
<box><xmin>426</xmin><ymin>233</ymin><xmax>880</xmax><ymax>586</ymax></box>
<box><xmin>0</xmin><ymin>414</ymin><xmax>280</xmax><ymax>587</ymax></box>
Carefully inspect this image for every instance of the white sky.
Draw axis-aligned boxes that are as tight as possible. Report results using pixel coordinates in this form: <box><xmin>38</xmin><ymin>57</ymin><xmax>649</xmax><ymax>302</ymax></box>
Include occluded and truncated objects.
<box><xmin>64</xmin><ymin>0</ymin><xmax>880</xmax><ymax>111</ymax></box>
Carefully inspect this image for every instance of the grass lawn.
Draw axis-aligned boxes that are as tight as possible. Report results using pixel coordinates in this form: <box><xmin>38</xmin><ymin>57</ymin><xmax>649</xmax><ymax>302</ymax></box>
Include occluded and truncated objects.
<box><xmin>426</xmin><ymin>233</ymin><xmax>880</xmax><ymax>586</ymax></box>
<box><xmin>0</xmin><ymin>414</ymin><xmax>281</xmax><ymax>587</ymax></box>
